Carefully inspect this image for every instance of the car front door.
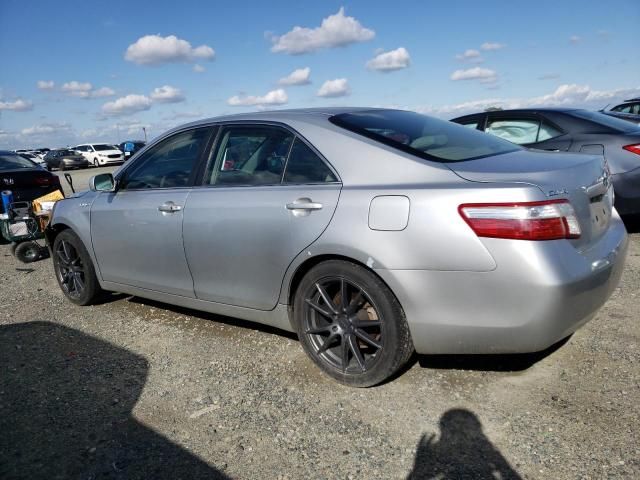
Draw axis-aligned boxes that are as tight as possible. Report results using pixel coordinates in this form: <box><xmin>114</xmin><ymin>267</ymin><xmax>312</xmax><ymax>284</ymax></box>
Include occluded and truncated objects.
<box><xmin>182</xmin><ymin>125</ymin><xmax>341</xmax><ymax>310</ymax></box>
<box><xmin>90</xmin><ymin>127</ymin><xmax>213</xmax><ymax>296</ymax></box>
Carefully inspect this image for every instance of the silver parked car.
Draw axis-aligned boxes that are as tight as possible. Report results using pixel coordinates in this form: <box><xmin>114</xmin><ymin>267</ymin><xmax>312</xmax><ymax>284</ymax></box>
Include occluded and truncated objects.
<box><xmin>46</xmin><ymin>108</ymin><xmax>628</xmax><ymax>386</ymax></box>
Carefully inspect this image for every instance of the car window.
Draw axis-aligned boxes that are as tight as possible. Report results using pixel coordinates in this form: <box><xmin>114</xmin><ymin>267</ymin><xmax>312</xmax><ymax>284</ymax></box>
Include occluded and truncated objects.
<box><xmin>283</xmin><ymin>138</ymin><xmax>337</xmax><ymax>184</ymax></box>
<box><xmin>0</xmin><ymin>153</ymin><xmax>36</xmax><ymax>170</ymax></box>
<box><xmin>330</xmin><ymin>110</ymin><xmax>518</xmax><ymax>162</ymax></box>
<box><xmin>120</xmin><ymin>128</ymin><xmax>210</xmax><ymax>190</ymax></box>
<box><xmin>485</xmin><ymin>118</ymin><xmax>541</xmax><ymax>144</ymax></box>
<box><xmin>461</xmin><ymin>122</ymin><xmax>479</xmax><ymax>130</ymax></box>
<box><xmin>206</xmin><ymin>126</ymin><xmax>294</xmax><ymax>186</ymax></box>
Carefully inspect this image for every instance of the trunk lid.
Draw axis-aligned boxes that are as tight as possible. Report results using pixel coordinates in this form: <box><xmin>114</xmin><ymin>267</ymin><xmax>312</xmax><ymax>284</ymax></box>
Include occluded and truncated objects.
<box><xmin>0</xmin><ymin>168</ymin><xmax>60</xmax><ymax>211</ymax></box>
<box><xmin>448</xmin><ymin>149</ymin><xmax>613</xmax><ymax>249</ymax></box>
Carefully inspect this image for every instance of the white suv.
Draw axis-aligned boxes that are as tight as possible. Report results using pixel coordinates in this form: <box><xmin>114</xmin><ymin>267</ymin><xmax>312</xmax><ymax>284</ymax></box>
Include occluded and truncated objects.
<box><xmin>74</xmin><ymin>144</ymin><xmax>124</xmax><ymax>167</ymax></box>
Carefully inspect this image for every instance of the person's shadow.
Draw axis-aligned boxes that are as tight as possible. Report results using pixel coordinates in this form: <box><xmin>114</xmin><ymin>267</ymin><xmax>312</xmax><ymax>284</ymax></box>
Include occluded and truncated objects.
<box><xmin>0</xmin><ymin>321</ymin><xmax>228</xmax><ymax>480</ymax></box>
<box><xmin>408</xmin><ymin>409</ymin><xmax>522</xmax><ymax>480</ymax></box>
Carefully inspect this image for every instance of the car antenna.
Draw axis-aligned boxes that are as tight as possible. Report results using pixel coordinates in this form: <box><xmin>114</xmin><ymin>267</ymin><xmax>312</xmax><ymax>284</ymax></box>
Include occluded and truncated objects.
<box><xmin>64</xmin><ymin>173</ymin><xmax>75</xmax><ymax>194</ymax></box>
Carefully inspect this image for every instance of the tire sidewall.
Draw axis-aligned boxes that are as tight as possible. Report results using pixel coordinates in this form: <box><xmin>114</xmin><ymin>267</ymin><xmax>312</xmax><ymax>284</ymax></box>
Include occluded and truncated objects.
<box><xmin>294</xmin><ymin>260</ymin><xmax>412</xmax><ymax>387</ymax></box>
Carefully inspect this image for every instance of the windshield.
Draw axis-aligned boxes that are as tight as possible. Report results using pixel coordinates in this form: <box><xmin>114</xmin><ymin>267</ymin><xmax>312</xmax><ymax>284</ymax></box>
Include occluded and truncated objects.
<box><xmin>93</xmin><ymin>144</ymin><xmax>115</xmax><ymax>151</ymax></box>
<box><xmin>571</xmin><ymin>110</ymin><xmax>640</xmax><ymax>133</ymax></box>
<box><xmin>0</xmin><ymin>153</ymin><xmax>36</xmax><ymax>170</ymax></box>
<box><xmin>58</xmin><ymin>150</ymin><xmax>78</xmax><ymax>156</ymax></box>
<box><xmin>330</xmin><ymin>110</ymin><xmax>519</xmax><ymax>162</ymax></box>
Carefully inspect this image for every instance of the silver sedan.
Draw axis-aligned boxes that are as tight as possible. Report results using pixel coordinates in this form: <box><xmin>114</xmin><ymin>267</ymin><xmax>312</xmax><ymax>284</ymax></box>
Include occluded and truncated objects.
<box><xmin>46</xmin><ymin>108</ymin><xmax>628</xmax><ymax>386</ymax></box>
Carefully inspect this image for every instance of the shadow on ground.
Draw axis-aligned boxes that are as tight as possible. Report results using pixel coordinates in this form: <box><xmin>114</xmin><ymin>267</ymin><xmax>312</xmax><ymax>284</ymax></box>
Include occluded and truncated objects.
<box><xmin>408</xmin><ymin>409</ymin><xmax>522</xmax><ymax>479</ymax></box>
<box><xmin>0</xmin><ymin>321</ymin><xmax>228</xmax><ymax>480</ymax></box>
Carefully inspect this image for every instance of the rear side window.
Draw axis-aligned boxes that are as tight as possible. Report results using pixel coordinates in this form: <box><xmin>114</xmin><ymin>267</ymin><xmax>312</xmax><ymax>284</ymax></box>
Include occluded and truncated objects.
<box><xmin>330</xmin><ymin>110</ymin><xmax>518</xmax><ymax>162</ymax></box>
<box><xmin>207</xmin><ymin>126</ymin><xmax>294</xmax><ymax>186</ymax></box>
<box><xmin>486</xmin><ymin>118</ymin><xmax>563</xmax><ymax>144</ymax></box>
<box><xmin>283</xmin><ymin>138</ymin><xmax>336</xmax><ymax>184</ymax></box>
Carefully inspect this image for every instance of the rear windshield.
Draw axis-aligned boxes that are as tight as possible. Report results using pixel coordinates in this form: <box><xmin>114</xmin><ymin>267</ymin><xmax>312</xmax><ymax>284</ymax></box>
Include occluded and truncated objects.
<box><xmin>570</xmin><ymin>110</ymin><xmax>640</xmax><ymax>133</ymax></box>
<box><xmin>330</xmin><ymin>110</ymin><xmax>519</xmax><ymax>162</ymax></box>
<box><xmin>58</xmin><ymin>150</ymin><xmax>77</xmax><ymax>156</ymax></box>
<box><xmin>93</xmin><ymin>144</ymin><xmax>114</xmax><ymax>151</ymax></box>
<box><xmin>0</xmin><ymin>154</ymin><xmax>36</xmax><ymax>170</ymax></box>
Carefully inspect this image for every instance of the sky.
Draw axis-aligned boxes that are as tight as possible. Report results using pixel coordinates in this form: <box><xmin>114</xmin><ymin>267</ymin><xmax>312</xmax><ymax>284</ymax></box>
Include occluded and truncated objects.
<box><xmin>0</xmin><ymin>0</ymin><xmax>638</xmax><ymax>149</ymax></box>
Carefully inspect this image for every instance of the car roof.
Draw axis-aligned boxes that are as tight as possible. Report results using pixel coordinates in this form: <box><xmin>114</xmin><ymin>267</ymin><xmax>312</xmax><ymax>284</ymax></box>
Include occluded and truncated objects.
<box><xmin>173</xmin><ymin>107</ymin><xmax>380</xmax><ymax>130</ymax></box>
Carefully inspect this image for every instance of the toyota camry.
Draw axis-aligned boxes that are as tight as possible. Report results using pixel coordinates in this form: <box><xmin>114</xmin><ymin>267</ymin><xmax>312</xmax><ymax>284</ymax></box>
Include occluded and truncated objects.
<box><xmin>45</xmin><ymin>108</ymin><xmax>628</xmax><ymax>386</ymax></box>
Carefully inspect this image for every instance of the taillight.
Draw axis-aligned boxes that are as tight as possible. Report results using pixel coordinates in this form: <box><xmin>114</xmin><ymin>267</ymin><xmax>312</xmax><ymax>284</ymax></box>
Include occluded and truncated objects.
<box><xmin>623</xmin><ymin>144</ymin><xmax>640</xmax><ymax>156</ymax></box>
<box><xmin>459</xmin><ymin>200</ymin><xmax>581</xmax><ymax>240</ymax></box>
<box><xmin>34</xmin><ymin>175</ymin><xmax>60</xmax><ymax>187</ymax></box>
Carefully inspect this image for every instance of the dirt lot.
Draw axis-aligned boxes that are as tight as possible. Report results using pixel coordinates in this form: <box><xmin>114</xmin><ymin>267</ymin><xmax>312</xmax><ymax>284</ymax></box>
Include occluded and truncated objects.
<box><xmin>0</xmin><ymin>187</ymin><xmax>638</xmax><ymax>478</ymax></box>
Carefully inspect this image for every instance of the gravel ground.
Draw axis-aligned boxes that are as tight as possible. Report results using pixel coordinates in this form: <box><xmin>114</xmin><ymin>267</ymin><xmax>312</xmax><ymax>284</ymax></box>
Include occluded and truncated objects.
<box><xmin>0</xmin><ymin>214</ymin><xmax>638</xmax><ymax>478</ymax></box>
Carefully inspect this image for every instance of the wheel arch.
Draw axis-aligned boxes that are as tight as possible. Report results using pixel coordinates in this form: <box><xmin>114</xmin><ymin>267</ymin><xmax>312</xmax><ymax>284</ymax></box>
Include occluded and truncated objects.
<box><xmin>285</xmin><ymin>254</ymin><xmax>405</xmax><ymax>323</ymax></box>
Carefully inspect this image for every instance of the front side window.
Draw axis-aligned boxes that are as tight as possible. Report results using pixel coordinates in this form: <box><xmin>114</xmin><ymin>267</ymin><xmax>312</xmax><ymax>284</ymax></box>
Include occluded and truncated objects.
<box><xmin>206</xmin><ymin>126</ymin><xmax>294</xmax><ymax>186</ymax></box>
<box><xmin>330</xmin><ymin>110</ymin><xmax>518</xmax><ymax>162</ymax></box>
<box><xmin>283</xmin><ymin>138</ymin><xmax>336</xmax><ymax>184</ymax></box>
<box><xmin>120</xmin><ymin>128</ymin><xmax>210</xmax><ymax>190</ymax></box>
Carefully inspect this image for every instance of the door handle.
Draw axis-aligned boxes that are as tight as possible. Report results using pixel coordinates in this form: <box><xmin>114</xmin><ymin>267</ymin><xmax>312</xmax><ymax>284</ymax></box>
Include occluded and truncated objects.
<box><xmin>286</xmin><ymin>201</ymin><xmax>323</xmax><ymax>211</ymax></box>
<box><xmin>158</xmin><ymin>201</ymin><xmax>182</xmax><ymax>213</ymax></box>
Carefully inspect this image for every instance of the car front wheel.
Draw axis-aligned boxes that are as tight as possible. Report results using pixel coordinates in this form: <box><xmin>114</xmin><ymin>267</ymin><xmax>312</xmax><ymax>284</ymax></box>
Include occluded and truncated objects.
<box><xmin>294</xmin><ymin>260</ymin><xmax>414</xmax><ymax>387</ymax></box>
<box><xmin>52</xmin><ymin>229</ymin><xmax>103</xmax><ymax>305</ymax></box>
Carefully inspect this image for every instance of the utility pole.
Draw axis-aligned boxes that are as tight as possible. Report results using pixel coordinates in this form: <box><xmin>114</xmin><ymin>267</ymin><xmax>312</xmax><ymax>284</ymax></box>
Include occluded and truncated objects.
<box><xmin>142</xmin><ymin>127</ymin><xmax>147</xmax><ymax>142</ymax></box>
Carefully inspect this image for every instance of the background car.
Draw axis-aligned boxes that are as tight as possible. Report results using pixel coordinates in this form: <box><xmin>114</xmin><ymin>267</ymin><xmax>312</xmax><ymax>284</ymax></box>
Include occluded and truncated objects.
<box><xmin>451</xmin><ymin>108</ymin><xmax>640</xmax><ymax>215</ymax></box>
<box><xmin>0</xmin><ymin>150</ymin><xmax>61</xmax><ymax>214</ymax></box>
<box><xmin>43</xmin><ymin>149</ymin><xmax>89</xmax><ymax>171</ymax></box>
<box><xmin>46</xmin><ymin>108</ymin><xmax>626</xmax><ymax>387</ymax></box>
<box><xmin>74</xmin><ymin>143</ymin><xmax>124</xmax><ymax>167</ymax></box>
<box><xmin>601</xmin><ymin>97</ymin><xmax>640</xmax><ymax>124</ymax></box>
<box><xmin>118</xmin><ymin>140</ymin><xmax>146</xmax><ymax>160</ymax></box>
<box><xmin>17</xmin><ymin>152</ymin><xmax>44</xmax><ymax>164</ymax></box>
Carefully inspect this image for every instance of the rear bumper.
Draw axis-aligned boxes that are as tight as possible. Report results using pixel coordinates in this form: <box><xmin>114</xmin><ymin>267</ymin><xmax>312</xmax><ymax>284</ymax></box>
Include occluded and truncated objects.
<box><xmin>377</xmin><ymin>213</ymin><xmax>628</xmax><ymax>354</ymax></box>
<box><xmin>612</xmin><ymin>167</ymin><xmax>640</xmax><ymax>216</ymax></box>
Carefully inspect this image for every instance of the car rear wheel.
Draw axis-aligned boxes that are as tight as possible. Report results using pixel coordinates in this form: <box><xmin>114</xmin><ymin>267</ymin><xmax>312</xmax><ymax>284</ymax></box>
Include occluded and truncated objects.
<box><xmin>52</xmin><ymin>230</ymin><xmax>103</xmax><ymax>305</ymax></box>
<box><xmin>294</xmin><ymin>260</ymin><xmax>414</xmax><ymax>387</ymax></box>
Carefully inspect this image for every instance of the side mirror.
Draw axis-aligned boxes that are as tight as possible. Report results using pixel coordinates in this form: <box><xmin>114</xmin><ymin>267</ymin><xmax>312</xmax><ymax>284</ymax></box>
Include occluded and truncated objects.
<box><xmin>89</xmin><ymin>173</ymin><xmax>116</xmax><ymax>192</ymax></box>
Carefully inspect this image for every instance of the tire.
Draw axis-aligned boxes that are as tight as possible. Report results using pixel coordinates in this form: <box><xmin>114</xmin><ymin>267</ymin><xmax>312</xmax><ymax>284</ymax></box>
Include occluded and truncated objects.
<box><xmin>93</xmin><ymin>158</ymin><xmax>99</xmax><ymax>167</ymax></box>
<box><xmin>10</xmin><ymin>242</ymin><xmax>18</xmax><ymax>255</ymax></box>
<box><xmin>59</xmin><ymin>162</ymin><xmax>65</xmax><ymax>171</ymax></box>
<box><xmin>13</xmin><ymin>241</ymin><xmax>41</xmax><ymax>263</ymax></box>
<box><xmin>293</xmin><ymin>260</ymin><xmax>414</xmax><ymax>387</ymax></box>
<box><xmin>52</xmin><ymin>229</ymin><xmax>103</xmax><ymax>305</ymax></box>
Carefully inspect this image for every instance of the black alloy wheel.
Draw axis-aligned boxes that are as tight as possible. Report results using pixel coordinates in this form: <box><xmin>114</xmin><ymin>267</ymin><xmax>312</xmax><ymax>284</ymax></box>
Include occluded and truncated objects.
<box><xmin>52</xmin><ymin>230</ymin><xmax>103</xmax><ymax>305</ymax></box>
<box><xmin>303</xmin><ymin>276</ymin><xmax>383</xmax><ymax>373</ymax></box>
<box><xmin>55</xmin><ymin>238</ymin><xmax>86</xmax><ymax>299</ymax></box>
<box><xmin>294</xmin><ymin>260</ymin><xmax>414</xmax><ymax>387</ymax></box>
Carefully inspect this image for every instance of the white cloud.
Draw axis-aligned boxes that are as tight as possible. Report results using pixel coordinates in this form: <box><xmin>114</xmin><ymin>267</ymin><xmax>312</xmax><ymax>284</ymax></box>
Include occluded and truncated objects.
<box><xmin>366</xmin><ymin>47</ymin><xmax>410</xmax><ymax>72</ymax></box>
<box><xmin>278</xmin><ymin>67</ymin><xmax>312</xmax><ymax>86</ymax></box>
<box><xmin>102</xmin><ymin>94</ymin><xmax>153</xmax><ymax>116</ymax></box>
<box><xmin>270</xmin><ymin>7</ymin><xmax>374</xmax><ymax>54</ymax></box>
<box><xmin>317</xmin><ymin>78</ymin><xmax>350</xmax><ymax>98</ymax></box>
<box><xmin>91</xmin><ymin>87</ymin><xmax>116</xmax><ymax>98</ymax></box>
<box><xmin>0</xmin><ymin>98</ymin><xmax>33</xmax><ymax>112</ymax></box>
<box><xmin>450</xmin><ymin>67</ymin><xmax>497</xmax><ymax>82</ymax></box>
<box><xmin>37</xmin><ymin>80</ymin><xmax>55</xmax><ymax>90</ymax></box>
<box><xmin>193</xmin><ymin>64</ymin><xmax>206</xmax><ymax>73</ymax></box>
<box><xmin>416</xmin><ymin>84</ymin><xmax>640</xmax><ymax>118</ymax></box>
<box><xmin>455</xmin><ymin>49</ymin><xmax>483</xmax><ymax>63</ymax></box>
<box><xmin>62</xmin><ymin>81</ymin><xmax>93</xmax><ymax>97</ymax></box>
<box><xmin>569</xmin><ymin>35</ymin><xmax>581</xmax><ymax>44</ymax></box>
<box><xmin>480</xmin><ymin>42</ymin><xmax>506</xmax><ymax>51</ymax></box>
<box><xmin>125</xmin><ymin>34</ymin><xmax>216</xmax><ymax>65</ymax></box>
<box><xmin>150</xmin><ymin>85</ymin><xmax>186</xmax><ymax>103</ymax></box>
<box><xmin>21</xmin><ymin>122</ymin><xmax>72</xmax><ymax>136</ymax></box>
<box><xmin>61</xmin><ymin>81</ymin><xmax>115</xmax><ymax>98</ymax></box>
<box><xmin>227</xmin><ymin>89</ymin><xmax>288</xmax><ymax>106</ymax></box>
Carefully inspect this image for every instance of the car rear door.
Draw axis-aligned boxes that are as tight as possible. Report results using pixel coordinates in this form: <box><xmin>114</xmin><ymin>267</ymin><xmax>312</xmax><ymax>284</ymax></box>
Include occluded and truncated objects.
<box><xmin>182</xmin><ymin>124</ymin><xmax>341</xmax><ymax>310</ymax></box>
<box><xmin>90</xmin><ymin>127</ymin><xmax>214</xmax><ymax>297</ymax></box>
